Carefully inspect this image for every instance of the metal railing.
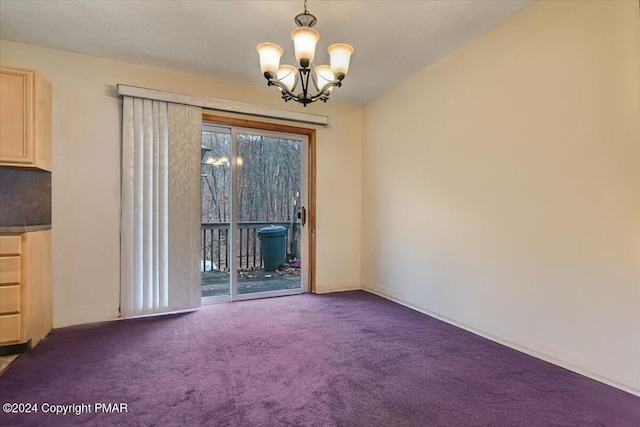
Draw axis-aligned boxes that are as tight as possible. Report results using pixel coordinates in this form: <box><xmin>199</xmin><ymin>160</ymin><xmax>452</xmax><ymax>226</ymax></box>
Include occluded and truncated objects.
<box><xmin>201</xmin><ymin>221</ymin><xmax>300</xmax><ymax>271</ymax></box>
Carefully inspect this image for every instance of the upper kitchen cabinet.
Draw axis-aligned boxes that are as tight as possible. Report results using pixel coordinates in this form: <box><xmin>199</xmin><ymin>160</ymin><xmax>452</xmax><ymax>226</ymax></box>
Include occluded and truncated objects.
<box><xmin>0</xmin><ymin>66</ymin><xmax>52</xmax><ymax>171</ymax></box>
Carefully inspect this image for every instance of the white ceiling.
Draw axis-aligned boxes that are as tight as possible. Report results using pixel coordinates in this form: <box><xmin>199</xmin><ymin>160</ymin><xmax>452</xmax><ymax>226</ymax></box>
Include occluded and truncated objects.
<box><xmin>0</xmin><ymin>0</ymin><xmax>535</xmax><ymax>105</ymax></box>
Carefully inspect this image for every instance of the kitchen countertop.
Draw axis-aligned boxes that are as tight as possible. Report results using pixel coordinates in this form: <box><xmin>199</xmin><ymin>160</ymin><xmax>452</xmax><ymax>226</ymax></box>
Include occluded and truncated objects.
<box><xmin>0</xmin><ymin>224</ymin><xmax>52</xmax><ymax>234</ymax></box>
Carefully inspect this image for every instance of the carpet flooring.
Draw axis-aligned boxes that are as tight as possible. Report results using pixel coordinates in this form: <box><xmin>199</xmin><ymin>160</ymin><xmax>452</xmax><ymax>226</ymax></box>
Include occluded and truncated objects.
<box><xmin>0</xmin><ymin>291</ymin><xmax>638</xmax><ymax>426</ymax></box>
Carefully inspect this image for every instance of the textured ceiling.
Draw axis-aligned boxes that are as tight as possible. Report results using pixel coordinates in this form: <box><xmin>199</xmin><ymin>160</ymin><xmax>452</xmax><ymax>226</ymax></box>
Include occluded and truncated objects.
<box><xmin>0</xmin><ymin>0</ymin><xmax>535</xmax><ymax>105</ymax></box>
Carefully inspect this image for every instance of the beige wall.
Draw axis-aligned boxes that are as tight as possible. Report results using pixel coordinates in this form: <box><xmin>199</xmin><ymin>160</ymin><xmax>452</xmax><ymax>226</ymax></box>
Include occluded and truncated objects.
<box><xmin>0</xmin><ymin>40</ymin><xmax>362</xmax><ymax>328</ymax></box>
<box><xmin>362</xmin><ymin>0</ymin><xmax>640</xmax><ymax>393</ymax></box>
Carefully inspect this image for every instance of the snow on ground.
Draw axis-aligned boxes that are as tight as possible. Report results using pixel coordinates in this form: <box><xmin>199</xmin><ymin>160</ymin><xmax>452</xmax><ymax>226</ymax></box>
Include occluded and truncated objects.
<box><xmin>201</xmin><ymin>260</ymin><xmax>218</xmax><ymax>271</ymax></box>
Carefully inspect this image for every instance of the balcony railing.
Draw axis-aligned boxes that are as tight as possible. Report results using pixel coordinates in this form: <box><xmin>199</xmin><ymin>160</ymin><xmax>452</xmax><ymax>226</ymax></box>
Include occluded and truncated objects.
<box><xmin>201</xmin><ymin>221</ymin><xmax>300</xmax><ymax>271</ymax></box>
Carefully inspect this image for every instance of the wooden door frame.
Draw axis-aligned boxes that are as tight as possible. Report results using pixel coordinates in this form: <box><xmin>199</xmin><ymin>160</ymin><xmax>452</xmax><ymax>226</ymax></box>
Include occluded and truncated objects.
<box><xmin>201</xmin><ymin>113</ymin><xmax>317</xmax><ymax>293</ymax></box>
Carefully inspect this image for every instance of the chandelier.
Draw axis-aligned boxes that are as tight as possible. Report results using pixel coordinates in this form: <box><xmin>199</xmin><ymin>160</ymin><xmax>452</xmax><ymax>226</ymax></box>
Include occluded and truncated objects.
<box><xmin>257</xmin><ymin>0</ymin><xmax>354</xmax><ymax>107</ymax></box>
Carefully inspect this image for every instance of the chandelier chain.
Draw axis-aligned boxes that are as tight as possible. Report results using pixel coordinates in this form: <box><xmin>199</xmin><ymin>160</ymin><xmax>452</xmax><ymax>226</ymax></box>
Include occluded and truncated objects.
<box><xmin>304</xmin><ymin>0</ymin><xmax>308</xmax><ymax>13</ymax></box>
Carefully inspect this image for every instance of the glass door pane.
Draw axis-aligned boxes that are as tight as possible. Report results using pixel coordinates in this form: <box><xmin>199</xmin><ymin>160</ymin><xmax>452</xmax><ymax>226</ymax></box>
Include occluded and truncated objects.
<box><xmin>201</xmin><ymin>126</ymin><xmax>231</xmax><ymax>299</ymax></box>
<box><xmin>234</xmin><ymin>131</ymin><xmax>306</xmax><ymax>297</ymax></box>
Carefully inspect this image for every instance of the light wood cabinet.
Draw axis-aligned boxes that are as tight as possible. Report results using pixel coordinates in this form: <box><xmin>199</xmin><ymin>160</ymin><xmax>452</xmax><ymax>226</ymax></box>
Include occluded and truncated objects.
<box><xmin>0</xmin><ymin>285</ymin><xmax>21</xmax><ymax>313</ymax></box>
<box><xmin>0</xmin><ymin>66</ymin><xmax>52</xmax><ymax>171</ymax></box>
<box><xmin>0</xmin><ymin>230</ymin><xmax>52</xmax><ymax>347</ymax></box>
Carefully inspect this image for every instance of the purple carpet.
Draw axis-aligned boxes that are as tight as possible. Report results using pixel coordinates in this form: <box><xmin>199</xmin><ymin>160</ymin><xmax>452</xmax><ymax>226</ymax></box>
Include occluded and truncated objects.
<box><xmin>0</xmin><ymin>291</ymin><xmax>638</xmax><ymax>426</ymax></box>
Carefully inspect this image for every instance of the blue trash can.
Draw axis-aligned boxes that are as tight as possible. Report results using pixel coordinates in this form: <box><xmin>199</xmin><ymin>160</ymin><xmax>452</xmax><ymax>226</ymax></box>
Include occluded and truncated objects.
<box><xmin>258</xmin><ymin>225</ymin><xmax>287</xmax><ymax>271</ymax></box>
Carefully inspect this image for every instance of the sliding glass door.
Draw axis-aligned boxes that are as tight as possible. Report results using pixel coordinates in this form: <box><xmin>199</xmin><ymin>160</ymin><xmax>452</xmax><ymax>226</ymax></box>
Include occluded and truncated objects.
<box><xmin>201</xmin><ymin>125</ymin><xmax>231</xmax><ymax>298</ymax></box>
<box><xmin>201</xmin><ymin>124</ymin><xmax>309</xmax><ymax>302</ymax></box>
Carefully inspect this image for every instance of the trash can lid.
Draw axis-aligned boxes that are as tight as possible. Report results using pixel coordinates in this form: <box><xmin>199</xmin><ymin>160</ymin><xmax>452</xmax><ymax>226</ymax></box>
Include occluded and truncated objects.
<box><xmin>258</xmin><ymin>225</ymin><xmax>287</xmax><ymax>235</ymax></box>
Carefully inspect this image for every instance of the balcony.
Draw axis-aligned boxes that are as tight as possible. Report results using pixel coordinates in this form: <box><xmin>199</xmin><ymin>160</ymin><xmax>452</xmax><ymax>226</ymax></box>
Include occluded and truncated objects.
<box><xmin>201</xmin><ymin>221</ymin><xmax>302</xmax><ymax>297</ymax></box>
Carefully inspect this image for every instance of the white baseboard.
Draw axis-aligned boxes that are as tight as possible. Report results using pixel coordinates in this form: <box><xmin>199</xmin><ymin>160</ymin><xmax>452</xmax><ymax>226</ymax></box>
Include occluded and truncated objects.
<box><xmin>362</xmin><ymin>283</ymin><xmax>640</xmax><ymax>397</ymax></box>
<box><xmin>315</xmin><ymin>283</ymin><xmax>361</xmax><ymax>294</ymax></box>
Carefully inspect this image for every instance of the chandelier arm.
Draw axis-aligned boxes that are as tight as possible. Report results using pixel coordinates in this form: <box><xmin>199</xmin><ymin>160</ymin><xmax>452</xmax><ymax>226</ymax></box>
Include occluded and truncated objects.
<box><xmin>308</xmin><ymin>80</ymin><xmax>343</xmax><ymax>102</ymax></box>
<box><xmin>266</xmin><ymin>77</ymin><xmax>299</xmax><ymax>101</ymax></box>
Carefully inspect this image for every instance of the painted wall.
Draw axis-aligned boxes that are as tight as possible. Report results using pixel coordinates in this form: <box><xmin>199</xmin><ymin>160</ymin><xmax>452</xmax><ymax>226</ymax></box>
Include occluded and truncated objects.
<box><xmin>0</xmin><ymin>40</ymin><xmax>362</xmax><ymax>327</ymax></box>
<box><xmin>362</xmin><ymin>0</ymin><xmax>640</xmax><ymax>393</ymax></box>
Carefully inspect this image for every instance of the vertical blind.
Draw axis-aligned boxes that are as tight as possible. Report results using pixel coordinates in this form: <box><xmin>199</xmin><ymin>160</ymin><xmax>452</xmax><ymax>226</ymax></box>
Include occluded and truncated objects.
<box><xmin>120</xmin><ymin>97</ymin><xmax>202</xmax><ymax>317</ymax></box>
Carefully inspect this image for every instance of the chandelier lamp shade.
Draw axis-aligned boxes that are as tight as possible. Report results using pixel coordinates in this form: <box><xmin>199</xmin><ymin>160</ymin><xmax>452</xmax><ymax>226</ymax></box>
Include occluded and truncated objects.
<box><xmin>257</xmin><ymin>0</ymin><xmax>354</xmax><ymax>106</ymax></box>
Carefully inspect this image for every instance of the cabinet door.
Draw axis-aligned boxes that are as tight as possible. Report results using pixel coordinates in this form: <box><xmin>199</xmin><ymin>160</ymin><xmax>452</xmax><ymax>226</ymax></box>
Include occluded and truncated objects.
<box><xmin>0</xmin><ymin>68</ymin><xmax>34</xmax><ymax>165</ymax></box>
<box><xmin>0</xmin><ymin>314</ymin><xmax>21</xmax><ymax>344</ymax></box>
<box><xmin>24</xmin><ymin>230</ymin><xmax>52</xmax><ymax>346</ymax></box>
<box><xmin>0</xmin><ymin>285</ymin><xmax>21</xmax><ymax>314</ymax></box>
<box><xmin>0</xmin><ymin>256</ymin><xmax>20</xmax><ymax>284</ymax></box>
